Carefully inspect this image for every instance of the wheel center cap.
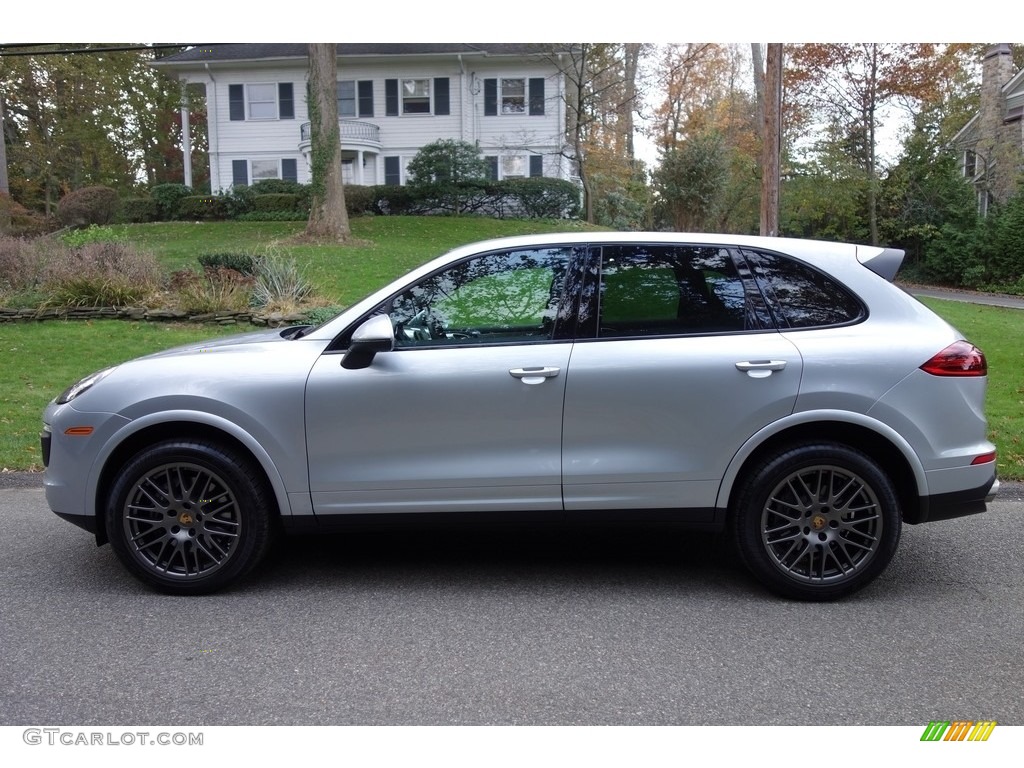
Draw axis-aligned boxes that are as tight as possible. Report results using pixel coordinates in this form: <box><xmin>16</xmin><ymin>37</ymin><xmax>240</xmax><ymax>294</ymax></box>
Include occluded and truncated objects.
<box><xmin>178</xmin><ymin>512</ymin><xmax>194</xmax><ymax>526</ymax></box>
<box><xmin>811</xmin><ymin>515</ymin><xmax>827</xmax><ymax>531</ymax></box>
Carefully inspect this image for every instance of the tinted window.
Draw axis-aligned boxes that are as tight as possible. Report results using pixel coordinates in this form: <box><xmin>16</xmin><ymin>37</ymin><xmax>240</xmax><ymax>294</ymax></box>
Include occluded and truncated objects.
<box><xmin>744</xmin><ymin>249</ymin><xmax>864</xmax><ymax>328</ymax></box>
<box><xmin>597</xmin><ymin>246</ymin><xmax>751</xmax><ymax>337</ymax></box>
<box><xmin>388</xmin><ymin>248</ymin><xmax>572</xmax><ymax>346</ymax></box>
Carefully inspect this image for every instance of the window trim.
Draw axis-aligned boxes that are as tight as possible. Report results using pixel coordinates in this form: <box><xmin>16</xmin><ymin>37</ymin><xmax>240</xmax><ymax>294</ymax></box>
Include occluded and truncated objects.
<box><xmin>232</xmin><ymin>158</ymin><xmax>299</xmax><ymax>187</ymax></box>
<box><xmin>245</xmin><ymin>83</ymin><xmax>280</xmax><ymax>120</ymax></box>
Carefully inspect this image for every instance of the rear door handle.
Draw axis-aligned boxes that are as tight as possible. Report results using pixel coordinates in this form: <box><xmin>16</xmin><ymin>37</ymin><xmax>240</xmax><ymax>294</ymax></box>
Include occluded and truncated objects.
<box><xmin>509</xmin><ymin>366</ymin><xmax>560</xmax><ymax>384</ymax></box>
<box><xmin>735</xmin><ymin>360</ymin><xmax>787</xmax><ymax>378</ymax></box>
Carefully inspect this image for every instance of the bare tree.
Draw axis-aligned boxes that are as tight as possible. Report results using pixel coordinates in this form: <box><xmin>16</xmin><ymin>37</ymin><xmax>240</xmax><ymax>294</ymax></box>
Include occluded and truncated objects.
<box><xmin>305</xmin><ymin>43</ymin><xmax>350</xmax><ymax>241</ymax></box>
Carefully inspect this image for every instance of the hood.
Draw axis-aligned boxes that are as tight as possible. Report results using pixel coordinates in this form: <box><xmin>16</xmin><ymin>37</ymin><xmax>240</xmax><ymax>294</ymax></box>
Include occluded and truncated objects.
<box><xmin>138</xmin><ymin>325</ymin><xmax>312</xmax><ymax>360</ymax></box>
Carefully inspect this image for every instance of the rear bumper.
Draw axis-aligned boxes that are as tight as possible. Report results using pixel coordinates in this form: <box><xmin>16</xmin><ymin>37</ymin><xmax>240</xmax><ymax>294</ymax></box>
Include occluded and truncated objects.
<box><xmin>910</xmin><ymin>475</ymin><xmax>999</xmax><ymax>524</ymax></box>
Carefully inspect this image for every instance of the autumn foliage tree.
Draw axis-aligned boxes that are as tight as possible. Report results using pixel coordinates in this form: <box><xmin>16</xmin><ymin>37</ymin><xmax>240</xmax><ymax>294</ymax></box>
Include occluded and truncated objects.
<box><xmin>0</xmin><ymin>44</ymin><xmax>199</xmax><ymax>213</ymax></box>
<box><xmin>785</xmin><ymin>44</ymin><xmax>967</xmax><ymax>245</ymax></box>
<box><xmin>650</xmin><ymin>43</ymin><xmax>760</xmax><ymax>233</ymax></box>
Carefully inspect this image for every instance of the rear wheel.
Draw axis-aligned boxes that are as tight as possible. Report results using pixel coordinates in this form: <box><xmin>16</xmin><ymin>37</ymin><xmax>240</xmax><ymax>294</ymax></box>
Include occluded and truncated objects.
<box><xmin>731</xmin><ymin>442</ymin><xmax>901</xmax><ymax>600</ymax></box>
<box><xmin>106</xmin><ymin>440</ymin><xmax>274</xmax><ymax>595</ymax></box>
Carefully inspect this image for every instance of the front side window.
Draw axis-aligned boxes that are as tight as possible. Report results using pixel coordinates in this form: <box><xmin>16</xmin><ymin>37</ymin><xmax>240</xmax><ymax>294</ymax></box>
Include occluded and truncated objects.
<box><xmin>402</xmin><ymin>79</ymin><xmax>431</xmax><ymax>114</ymax></box>
<box><xmin>247</xmin><ymin>84</ymin><xmax>277</xmax><ymax>119</ymax></box>
<box><xmin>388</xmin><ymin>248</ymin><xmax>573</xmax><ymax>346</ymax></box>
<box><xmin>597</xmin><ymin>245</ymin><xmax>750</xmax><ymax>337</ymax></box>
<box><xmin>744</xmin><ymin>249</ymin><xmax>864</xmax><ymax>328</ymax></box>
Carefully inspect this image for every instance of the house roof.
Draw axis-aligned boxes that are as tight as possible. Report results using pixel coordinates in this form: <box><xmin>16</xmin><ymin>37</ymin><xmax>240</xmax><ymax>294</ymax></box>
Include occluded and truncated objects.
<box><xmin>154</xmin><ymin>43</ymin><xmax>564</xmax><ymax>68</ymax></box>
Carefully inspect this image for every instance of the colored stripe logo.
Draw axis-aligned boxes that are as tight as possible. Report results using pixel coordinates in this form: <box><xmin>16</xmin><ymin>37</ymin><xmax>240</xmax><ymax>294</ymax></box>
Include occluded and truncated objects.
<box><xmin>921</xmin><ymin>721</ymin><xmax>997</xmax><ymax>741</ymax></box>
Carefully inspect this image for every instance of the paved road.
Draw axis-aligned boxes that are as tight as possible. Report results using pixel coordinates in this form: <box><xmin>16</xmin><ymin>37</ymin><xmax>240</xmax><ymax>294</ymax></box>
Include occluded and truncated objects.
<box><xmin>1</xmin><ymin>481</ymin><xmax>1021</xmax><ymax>726</ymax></box>
<box><xmin>904</xmin><ymin>284</ymin><xmax>1024</xmax><ymax>310</ymax></box>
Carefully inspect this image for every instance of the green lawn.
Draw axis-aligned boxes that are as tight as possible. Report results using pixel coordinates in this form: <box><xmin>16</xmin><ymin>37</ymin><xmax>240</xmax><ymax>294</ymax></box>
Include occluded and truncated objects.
<box><xmin>0</xmin><ymin>220</ymin><xmax>1021</xmax><ymax>480</ymax></box>
<box><xmin>122</xmin><ymin>217</ymin><xmax>599</xmax><ymax>306</ymax></box>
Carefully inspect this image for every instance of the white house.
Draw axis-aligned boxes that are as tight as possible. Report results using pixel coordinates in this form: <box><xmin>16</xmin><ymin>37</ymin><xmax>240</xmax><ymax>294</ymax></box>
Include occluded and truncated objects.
<box><xmin>153</xmin><ymin>43</ymin><xmax>577</xmax><ymax>192</ymax></box>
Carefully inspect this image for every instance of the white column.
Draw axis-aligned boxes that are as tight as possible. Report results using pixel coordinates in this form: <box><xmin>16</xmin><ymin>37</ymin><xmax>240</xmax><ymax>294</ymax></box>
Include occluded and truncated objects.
<box><xmin>180</xmin><ymin>87</ymin><xmax>193</xmax><ymax>189</ymax></box>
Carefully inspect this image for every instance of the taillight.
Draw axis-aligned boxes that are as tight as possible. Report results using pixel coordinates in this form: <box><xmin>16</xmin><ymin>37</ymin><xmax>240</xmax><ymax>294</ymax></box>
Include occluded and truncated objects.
<box><xmin>920</xmin><ymin>341</ymin><xmax>987</xmax><ymax>377</ymax></box>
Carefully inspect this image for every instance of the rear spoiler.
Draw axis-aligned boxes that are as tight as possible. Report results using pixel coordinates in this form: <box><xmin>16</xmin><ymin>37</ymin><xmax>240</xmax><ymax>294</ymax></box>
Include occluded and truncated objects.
<box><xmin>857</xmin><ymin>246</ymin><xmax>904</xmax><ymax>282</ymax></box>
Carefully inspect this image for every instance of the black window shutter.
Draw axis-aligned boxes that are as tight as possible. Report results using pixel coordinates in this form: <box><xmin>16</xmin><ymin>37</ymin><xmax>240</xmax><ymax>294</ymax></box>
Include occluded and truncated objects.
<box><xmin>385</xmin><ymin>79</ymin><xmax>399</xmax><ymax>116</ymax></box>
<box><xmin>384</xmin><ymin>156</ymin><xmax>401</xmax><ymax>186</ymax></box>
<box><xmin>232</xmin><ymin>159</ymin><xmax>248</xmax><ymax>186</ymax></box>
<box><xmin>282</xmin><ymin>158</ymin><xmax>298</xmax><ymax>183</ymax></box>
<box><xmin>529</xmin><ymin>78</ymin><xmax>545</xmax><ymax>115</ymax></box>
<box><xmin>434</xmin><ymin>78</ymin><xmax>450</xmax><ymax>115</ymax></box>
<box><xmin>484</xmin><ymin>79</ymin><xmax>497</xmax><ymax>116</ymax></box>
<box><xmin>229</xmin><ymin>84</ymin><xmax>245</xmax><ymax>121</ymax></box>
<box><xmin>529</xmin><ymin>155</ymin><xmax>543</xmax><ymax>177</ymax></box>
<box><xmin>278</xmin><ymin>83</ymin><xmax>294</xmax><ymax>119</ymax></box>
<box><xmin>487</xmin><ymin>156</ymin><xmax>499</xmax><ymax>180</ymax></box>
<box><xmin>358</xmin><ymin>80</ymin><xmax>374</xmax><ymax>117</ymax></box>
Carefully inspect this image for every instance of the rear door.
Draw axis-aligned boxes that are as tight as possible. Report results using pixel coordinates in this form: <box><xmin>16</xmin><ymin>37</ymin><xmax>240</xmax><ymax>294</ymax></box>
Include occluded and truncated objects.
<box><xmin>561</xmin><ymin>244</ymin><xmax>802</xmax><ymax>514</ymax></box>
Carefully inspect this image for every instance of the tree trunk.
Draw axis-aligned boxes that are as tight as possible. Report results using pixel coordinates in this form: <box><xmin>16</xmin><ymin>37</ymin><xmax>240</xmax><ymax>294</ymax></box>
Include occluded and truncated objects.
<box><xmin>751</xmin><ymin>43</ymin><xmax>765</xmax><ymax>131</ymax></box>
<box><xmin>760</xmin><ymin>44</ymin><xmax>782</xmax><ymax>237</ymax></box>
<box><xmin>622</xmin><ymin>44</ymin><xmax>641</xmax><ymax>163</ymax></box>
<box><xmin>305</xmin><ymin>43</ymin><xmax>350</xmax><ymax>241</ymax></box>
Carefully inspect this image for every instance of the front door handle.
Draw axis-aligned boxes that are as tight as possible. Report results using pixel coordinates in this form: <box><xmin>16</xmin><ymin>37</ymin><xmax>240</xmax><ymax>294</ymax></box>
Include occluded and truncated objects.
<box><xmin>735</xmin><ymin>360</ymin><xmax>787</xmax><ymax>379</ymax></box>
<box><xmin>509</xmin><ymin>366</ymin><xmax>560</xmax><ymax>384</ymax></box>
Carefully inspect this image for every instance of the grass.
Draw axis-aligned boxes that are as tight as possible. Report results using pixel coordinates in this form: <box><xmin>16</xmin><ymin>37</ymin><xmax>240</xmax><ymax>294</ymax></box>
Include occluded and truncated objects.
<box><xmin>0</xmin><ymin>219</ymin><xmax>1021</xmax><ymax>481</ymax></box>
<box><xmin>124</xmin><ymin>217</ymin><xmax>600</xmax><ymax>307</ymax></box>
<box><xmin>0</xmin><ymin>321</ymin><xmax>250</xmax><ymax>471</ymax></box>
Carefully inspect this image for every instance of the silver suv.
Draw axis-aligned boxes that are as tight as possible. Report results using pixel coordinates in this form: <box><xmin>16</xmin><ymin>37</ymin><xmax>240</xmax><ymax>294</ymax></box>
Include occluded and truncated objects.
<box><xmin>42</xmin><ymin>233</ymin><xmax>999</xmax><ymax>599</ymax></box>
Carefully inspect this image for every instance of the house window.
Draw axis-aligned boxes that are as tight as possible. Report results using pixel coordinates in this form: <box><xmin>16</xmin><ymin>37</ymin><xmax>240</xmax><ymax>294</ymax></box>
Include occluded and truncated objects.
<box><xmin>385</xmin><ymin>78</ymin><xmax>448</xmax><ymax>116</ymax></box>
<box><xmin>384</xmin><ymin>156</ymin><xmax>402</xmax><ymax>186</ymax></box>
<box><xmin>402</xmin><ymin>79</ymin><xmax>431</xmax><ymax>114</ymax></box>
<box><xmin>337</xmin><ymin>81</ymin><xmax>357</xmax><ymax>118</ymax></box>
<box><xmin>502</xmin><ymin>156</ymin><xmax>527</xmax><ymax>178</ymax></box>
<box><xmin>230</xmin><ymin>83</ymin><xmax>293</xmax><ymax>120</ymax></box>
<box><xmin>336</xmin><ymin>80</ymin><xmax>373</xmax><ymax>118</ymax></box>
<box><xmin>247</xmin><ymin>84</ymin><xmax>278</xmax><ymax>119</ymax></box>
<box><xmin>488</xmin><ymin>155</ymin><xmax>544</xmax><ymax>180</ymax></box>
<box><xmin>252</xmin><ymin>159</ymin><xmax>281</xmax><ymax>181</ymax></box>
<box><xmin>232</xmin><ymin>158</ymin><xmax>297</xmax><ymax>187</ymax></box>
<box><xmin>484</xmin><ymin>77</ymin><xmax>545</xmax><ymax>116</ymax></box>
<box><xmin>501</xmin><ymin>79</ymin><xmax>526</xmax><ymax>114</ymax></box>
<box><xmin>964</xmin><ymin>149</ymin><xmax>977</xmax><ymax>178</ymax></box>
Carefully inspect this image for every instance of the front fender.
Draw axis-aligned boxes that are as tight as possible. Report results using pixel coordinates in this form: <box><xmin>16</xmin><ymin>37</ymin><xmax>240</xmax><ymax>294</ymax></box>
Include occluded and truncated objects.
<box><xmin>84</xmin><ymin>408</ymin><xmax>297</xmax><ymax>522</ymax></box>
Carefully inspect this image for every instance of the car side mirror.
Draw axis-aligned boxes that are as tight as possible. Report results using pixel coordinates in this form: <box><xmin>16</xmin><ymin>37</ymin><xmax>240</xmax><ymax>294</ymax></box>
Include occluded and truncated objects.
<box><xmin>341</xmin><ymin>314</ymin><xmax>395</xmax><ymax>370</ymax></box>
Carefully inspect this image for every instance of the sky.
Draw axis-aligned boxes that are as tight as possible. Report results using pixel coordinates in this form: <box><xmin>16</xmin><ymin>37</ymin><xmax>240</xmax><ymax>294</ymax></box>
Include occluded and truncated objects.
<box><xmin>5</xmin><ymin>2</ymin><xmax>1016</xmax><ymax>172</ymax></box>
<box><xmin>10</xmin><ymin>1</ymin><xmax>1020</xmax><ymax>45</ymax></box>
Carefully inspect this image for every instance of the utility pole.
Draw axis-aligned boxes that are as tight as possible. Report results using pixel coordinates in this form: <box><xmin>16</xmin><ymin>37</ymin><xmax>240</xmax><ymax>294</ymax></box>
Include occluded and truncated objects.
<box><xmin>0</xmin><ymin>92</ymin><xmax>9</xmax><ymax>196</ymax></box>
<box><xmin>760</xmin><ymin>44</ymin><xmax>783</xmax><ymax>237</ymax></box>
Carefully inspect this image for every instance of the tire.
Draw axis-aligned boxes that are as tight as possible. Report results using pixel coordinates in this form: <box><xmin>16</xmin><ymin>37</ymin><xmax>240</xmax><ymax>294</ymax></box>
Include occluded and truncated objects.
<box><xmin>731</xmin><ymin>442</ymin><xmax>901</xmax><ymax>601</ymax></box>
<box><xmin>105</xmin><ymin>439</ymin><xmax>274</xmax><ymax>595</ymax></box>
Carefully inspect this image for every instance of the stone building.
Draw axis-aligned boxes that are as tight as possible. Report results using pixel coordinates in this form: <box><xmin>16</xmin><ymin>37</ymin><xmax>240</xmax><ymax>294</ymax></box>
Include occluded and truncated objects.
<box><xmin>951</xmin><ymin>44</ymin><xmax>1024</xmax><ymax>214</ymax></box>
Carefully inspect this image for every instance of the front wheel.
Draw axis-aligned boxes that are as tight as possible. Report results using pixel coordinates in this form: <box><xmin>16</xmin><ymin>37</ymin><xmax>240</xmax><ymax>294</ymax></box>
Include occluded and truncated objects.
<box><xmin>105</xmin><ymin>440</ymin><xmax>274</xmax><ymax>595</ymax></box>
<box><xmin>731</xmin><ymin>443</ymin><xmax>901</xmax><ymax>601</ymax></box>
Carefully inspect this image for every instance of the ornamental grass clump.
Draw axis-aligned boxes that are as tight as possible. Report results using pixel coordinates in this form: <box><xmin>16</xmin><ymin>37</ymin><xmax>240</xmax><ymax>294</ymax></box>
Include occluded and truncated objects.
<box><xmin>42</xmin><ymin>241</ymin><xmax>162</xmax><ymax>307</ymax></box>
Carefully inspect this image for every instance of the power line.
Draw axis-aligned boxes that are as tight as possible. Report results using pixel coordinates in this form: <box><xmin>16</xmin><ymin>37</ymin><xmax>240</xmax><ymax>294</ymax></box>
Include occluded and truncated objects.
<box><xmin>0</xmin><ymin>44</ymin><xmax>197</xmax><ymax>57</ymax></box>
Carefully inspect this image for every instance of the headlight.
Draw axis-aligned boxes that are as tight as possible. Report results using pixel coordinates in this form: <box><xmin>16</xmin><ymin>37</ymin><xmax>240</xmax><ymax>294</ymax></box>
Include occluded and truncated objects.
<box><xmin>57</xmin><ymin>366</ymin><xmax>117</xmax><ymax>404</ymax></box>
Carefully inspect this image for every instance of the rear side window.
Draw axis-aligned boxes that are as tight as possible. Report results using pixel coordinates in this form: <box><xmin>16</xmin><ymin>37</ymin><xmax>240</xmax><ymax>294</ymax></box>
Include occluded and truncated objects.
<box><xmin>743</xmin><ymin>249</ymin><xmax>864</xmax><ymax>328</ymax></box>
<box><xmin>597</xmin><ymin>245</ymin><xmax>754</xmax><ymax>337</ymax></box>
